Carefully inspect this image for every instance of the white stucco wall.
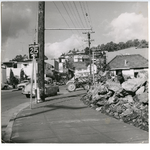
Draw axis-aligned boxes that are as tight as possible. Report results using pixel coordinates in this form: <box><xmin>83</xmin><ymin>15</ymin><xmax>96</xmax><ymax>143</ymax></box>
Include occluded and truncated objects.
<box><xmin>122</xmin><ymin>69</ymin><xmax>134</xmax><ymax>78</ymax></box>
<box><xmin>87</xmin><ymin>64</ymin><xmax>97</xmax><ymax>74</ymax></box>
<box><xmin>75</xmin><ymin>69</ymin><xmax>90</xmax><ymax>77</ymax></box>
<box><xmin>6</xmin><ymin>61</ymin><xmax>38</xmax><ymax>79</ymax></box>
<box><xmin>115</xmin><ymin>68</ymin><xmax>148</xmax><ymax>78</ymax></box>
<box><xmin>1</xmin><ymin>68</ymin><xmax>7</xmax><ymax>83</ymax></box>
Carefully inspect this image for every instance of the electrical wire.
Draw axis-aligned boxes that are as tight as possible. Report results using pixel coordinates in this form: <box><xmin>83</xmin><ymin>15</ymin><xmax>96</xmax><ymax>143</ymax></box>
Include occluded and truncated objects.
<box><xmin>62</xmin><ymin>2</ymin><xmax>78</xmax><ymax>35</ymax></box>
<box><xmin>73</xmin><ymin>1</ymin><xmax>86</xmax><ymax>28</ymax></box>
<box><xmin>69</xmin><ymin>2</ymin><xmax>82</xmax><ymax>28</ymax></box>
<box><xmin>79</xmin><ymin>1</ymin><xmax>89</xmax><ymax>28</ymax></box>
<box><xmin>66</xmin><ymin>2</ymin><xmax>87</xmax><ymax>39</ymax></box>
<box><xmin>53</xmin><ymin>1</ymin><xmax>73</xmax><ymax>34</ymax></box>
<box><xmin>65</xmin><ymin>2</ymin><xmax>82</xmax><ymax>36</ymax></box>
<box><xmin>52</xmin><ymin>1</ymin><xmax>90</xmax><ymax>51</ymax></box>
<box><xmin>62</xmin><ymin>2</ymin><xmax>87</xmax><ymax>49</ymax></box>
<box><xmin>82</xmin><ymin>1</ymin><xmax>92</xmax><ymax>29</ymax></box>
<box><xmin>85</xmin><ymin>1</ymin><xmax>93</xmax><ymax>28</ymax></box>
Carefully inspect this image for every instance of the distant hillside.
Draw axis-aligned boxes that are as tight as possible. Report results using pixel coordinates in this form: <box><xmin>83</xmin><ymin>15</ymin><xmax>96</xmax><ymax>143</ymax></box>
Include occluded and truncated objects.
<box><xmin>105</xmin><ymin>47</ymin><xmax>148</xmax><ymax>63</ymax></box>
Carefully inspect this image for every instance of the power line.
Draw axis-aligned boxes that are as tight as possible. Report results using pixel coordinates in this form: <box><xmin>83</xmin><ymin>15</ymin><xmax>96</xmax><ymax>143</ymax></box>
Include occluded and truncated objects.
<box><xmin>65</xmin><ymin>2</ymin><xmax>82</xmax><ymax>36</ymax></box>
<box><xmin>82</xmin><ymin>2</ymin><xmax>92</xmax><ymax>28</ymax></box>
<box><xmin>69</xmin><ymin>2</ymin><xmax>82</xmax><ymax>28</ymax></box>
<box><xmin>51</xmin><ymin>2</ymin><xmax>91</xmax><ymax>50</ymax></box>
<box><xmin>79</xmin><ymin>2</ymin><xmax>89</xmax><ymax>28</ymax></box>
<box><xmin>85</xmin><ymin>1</ymin><xmax>93</xmax><ymax>28</ymax></box>
<box><xmin>62</xmin><ymin>2</ymin><xmax>78</xmax><ymax>35</ymax></box>
<box><xmin>73</xmin><ymin>1</ymin><xmax>86</xmax><ymax>28</ymax></box>
<box><xmin>53</xmin><ymin>1</ymin><xmax>73</xmax><ymax>34</ymax></box>
<box><xmin>57</xmin><ymin>2</ymin><xmax>89</xmax><ymax>49</ymax></box>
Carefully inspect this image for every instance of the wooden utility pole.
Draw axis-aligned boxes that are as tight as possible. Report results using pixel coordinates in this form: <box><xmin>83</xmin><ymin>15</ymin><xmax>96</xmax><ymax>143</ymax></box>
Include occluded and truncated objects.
<box><xmin>83</xmin><ymin>31</ymin><xmax>94</xmax><ymax>75</ymax></box>
<box><xmin>38</xmin><ymin>2</ymin><xmax>45</xmax><ymax>101</ymax></box>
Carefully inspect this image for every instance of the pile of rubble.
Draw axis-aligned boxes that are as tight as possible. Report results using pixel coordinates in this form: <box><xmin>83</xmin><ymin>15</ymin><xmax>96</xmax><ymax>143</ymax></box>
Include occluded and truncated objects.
<box><xmin>81</xmin><ymin>71</ymin><xmax>149</xmax><ymax>131</ymax></box>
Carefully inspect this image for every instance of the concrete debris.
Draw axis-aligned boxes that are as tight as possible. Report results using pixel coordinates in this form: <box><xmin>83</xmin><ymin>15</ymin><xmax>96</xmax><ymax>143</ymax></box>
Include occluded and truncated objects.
<box><xmin>81</xmin><ymin>71</ymin><xmax>149</xmax><ymax>132</ymax></box>
<box><xmin>136</xmin><ymin>86</ymin><xmax>145</xmax><ymax>95</ymax></box>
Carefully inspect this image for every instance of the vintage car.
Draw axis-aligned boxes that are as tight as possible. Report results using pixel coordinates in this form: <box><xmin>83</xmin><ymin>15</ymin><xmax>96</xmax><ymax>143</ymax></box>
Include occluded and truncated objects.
<box><xmin>17</xmin><ymin>80</ymin><xmax>29</xmax><ymax>90</ymax></box>
<box><xmin>66</xmin><ymin>74</ymin><xmax>90</xmax><ymax>92</ymax></box>
<box><xmin>1</xmin><ymin>83</ymin><xmax>11</xmax><ymax>90</ymax></box>
<box><xmin>22</xmin><ymin>78</ymin><xmax>59</xmax><ymax>98</ymax></box>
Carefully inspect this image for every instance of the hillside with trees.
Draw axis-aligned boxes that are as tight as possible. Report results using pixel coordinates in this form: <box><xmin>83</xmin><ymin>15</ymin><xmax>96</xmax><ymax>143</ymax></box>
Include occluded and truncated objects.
<box><xmin>62</xmin><ymin>39</ymin><xmax>148</xmax><ymax>56</ymax></box>
<box><xmin>94</xmin><ymin>39</ymin><xmax>148</xmax><ymax>52</ymax></box>
<box><xmin>60</xmin><ymin>39</ymin><xmax>148</xmax><ymax>73</ymax></box>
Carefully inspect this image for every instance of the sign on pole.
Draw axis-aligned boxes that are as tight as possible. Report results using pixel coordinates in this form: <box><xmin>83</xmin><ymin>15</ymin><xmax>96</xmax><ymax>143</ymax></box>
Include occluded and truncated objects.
<box><xmin>29</xmin><ymin>44</ymin><xmax>39</xmax><ymax>59</ymax></box>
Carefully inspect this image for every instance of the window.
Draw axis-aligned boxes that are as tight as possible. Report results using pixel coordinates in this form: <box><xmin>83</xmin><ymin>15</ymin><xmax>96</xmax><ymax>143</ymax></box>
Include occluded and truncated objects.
<box><xmin>134</xmin><ymin>72</ymin><xmax>138</xmax><ymax>78</ymax></box>
<box><xmin>13</xmin><ymin>63</ymin><xmax>17</xmax><ymax>68</ymax></box>
<box><xmin>23</xmin><ymin>64</ymin><xmax>28</xmax><ymax>67</ymax></box>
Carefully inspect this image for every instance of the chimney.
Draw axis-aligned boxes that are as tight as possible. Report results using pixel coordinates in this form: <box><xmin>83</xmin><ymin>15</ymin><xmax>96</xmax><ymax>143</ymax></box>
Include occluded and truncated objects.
<box><xmin>124</xmin><ymin>60</ymin><xmax>128</xmax><ymax>66</ymax></box>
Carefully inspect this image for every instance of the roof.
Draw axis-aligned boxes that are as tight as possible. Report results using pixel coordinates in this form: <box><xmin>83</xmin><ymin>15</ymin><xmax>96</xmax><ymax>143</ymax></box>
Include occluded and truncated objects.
<box><xmin>2</xmin><ymin>61</ymin><xmax>17</xmax><ymax>64</ymax></box>
<box><xmin>73</xmin><ymin>62</ymin><xmax>87</xmax><ymax>70</ymax></box>
<box><xmin>107</xmin><ymin>54</ymin><xmax>148</xmax><ymax>70</ymax></box>
<box><xmin>105</xmin><ymin>47</ymin><xmax>148</xmax><ymax>63</ymax></box>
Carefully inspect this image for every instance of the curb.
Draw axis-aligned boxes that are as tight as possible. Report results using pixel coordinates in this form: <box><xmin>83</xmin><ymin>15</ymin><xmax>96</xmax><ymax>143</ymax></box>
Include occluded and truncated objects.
<box><xmin>2</xmin><ymin>102</ymin><xmax>29</xmax><ymax>143</ymax></box>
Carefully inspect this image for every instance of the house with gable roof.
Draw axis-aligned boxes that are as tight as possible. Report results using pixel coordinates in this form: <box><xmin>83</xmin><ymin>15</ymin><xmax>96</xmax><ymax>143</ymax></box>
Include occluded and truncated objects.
<box><xmin>107</xmin><ymin>54</ymin><xmax>148</xmax><ymax>78</ymax></box>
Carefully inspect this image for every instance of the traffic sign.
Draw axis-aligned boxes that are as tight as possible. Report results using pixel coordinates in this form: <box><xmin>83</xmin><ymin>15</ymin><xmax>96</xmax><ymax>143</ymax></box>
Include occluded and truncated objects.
<box><xmin>29</xmin><ymin>44</ymin><xmax>39</xmax><ymax>59</ymax></box>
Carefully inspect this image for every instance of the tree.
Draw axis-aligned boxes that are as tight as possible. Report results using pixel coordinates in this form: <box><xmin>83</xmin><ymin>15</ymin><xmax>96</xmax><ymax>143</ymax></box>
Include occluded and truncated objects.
<box><xmin>84</xmin><ymin>47</ymin><xmax>90</xmax><ymax>55</ymax></box>
<box><xmin>118</xmin><ymin>42</ymin><xmax>126</xmax><ymax>49</ymax></box>
<box><xmin>66</xmin><ymin>57</ymin><xmax>74</xmax><ymax>69</ymax></box>
<box><xmin>136</xmin><ymin>39</ymin><xmax>148</xmax><ymax>48</ymax></box>
<box><xmin>141</xmin><ymin>39</ymin><xmax>147</xmax><ymax>45</ymax></box>
<box><xmin>12</xmin><ymin>54</ymin><xmax>28</xmax><ymax>62</ymax></box>
<box><xmin>20</xmin><ymin>69</ymin><xmax>25</xmax><ymax>82</ymax></box>
<box><xmin>133</xmin><ymin>39</ymin><xmax>140</xmax><ymax>47</ymax></box>
<box><xmin>9</xmin><ymin>69</ymin><xmax>14</xmax><ymax>85</ymax></box>
<box><xmin>9</xmin><ymin>69</ymin><xmax>19</xmax><ymax>88</ymax></box>
<box><xmin>126</xmin><ymin>40</ymin><xmax>134</xmax><ymax>48</ymax></box>
<box><xmin>9</xmin><ymin>69</ymin><xmax>18</xmax><ymax>88</ymax></box>
<box><xmin>100</xmin><ymin>44</ymin><xmax>105</xmax><ymax>51</ymax></box>
<box><xmin>72</xmin><ymin>48</ymin><xmax>77</xmax><ymax>54</ymax></box>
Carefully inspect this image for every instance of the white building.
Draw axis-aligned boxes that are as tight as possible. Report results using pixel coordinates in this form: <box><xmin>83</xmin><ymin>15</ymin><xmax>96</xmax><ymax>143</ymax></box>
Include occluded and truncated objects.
<box><xmin>2</xmin><ymin>60</ymin><xmax>54</xmax><ymax>80</ymax></box>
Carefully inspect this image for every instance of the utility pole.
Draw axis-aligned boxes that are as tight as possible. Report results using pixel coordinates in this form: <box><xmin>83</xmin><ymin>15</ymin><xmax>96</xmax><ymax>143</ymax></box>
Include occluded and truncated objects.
<box><xmin>83</xmin><ymin>31</ymin><xmax>94</xmax><ymax>75</ymax></box>
<box><xmin>38</xmin><ymin>2</ymin><xmax>45</xmax><ymax>101</ymax></box>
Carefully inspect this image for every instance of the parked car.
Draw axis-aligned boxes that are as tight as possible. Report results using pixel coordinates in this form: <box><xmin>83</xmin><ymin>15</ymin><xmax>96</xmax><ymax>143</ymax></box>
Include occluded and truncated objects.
<box><xmin>1</xmin><ymin>83</ymin><xmax>9</xmax><ymax>90</ymax></box>
<box><xmin>1</xmin><ymin>83</ymin><xmax>13</xmax><ymax>90</ymax></box>
<box><xmin>17</xmin><ymin>80</ymin><xmax>29</xmax><ymax>90</ymax></box>
<box><xmin>22</xmin><ymin>79</ymin><xmax>59</xmax><ymax>98</ymax></box>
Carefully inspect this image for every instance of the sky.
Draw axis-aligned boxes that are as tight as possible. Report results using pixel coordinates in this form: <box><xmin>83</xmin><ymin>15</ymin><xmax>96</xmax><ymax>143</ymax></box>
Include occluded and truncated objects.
<box><xmin>1</xmin><ymin>0</ymin><xmax>149</xmax><ymax>64</ymax></box>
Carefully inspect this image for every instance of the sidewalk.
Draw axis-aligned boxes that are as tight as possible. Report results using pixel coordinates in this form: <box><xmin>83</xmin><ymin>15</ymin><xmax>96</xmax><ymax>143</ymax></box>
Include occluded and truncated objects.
<box><xmin>3</xmin><ymin>90</ymin><xmax>148</xmax><ymax>143</ymax></box>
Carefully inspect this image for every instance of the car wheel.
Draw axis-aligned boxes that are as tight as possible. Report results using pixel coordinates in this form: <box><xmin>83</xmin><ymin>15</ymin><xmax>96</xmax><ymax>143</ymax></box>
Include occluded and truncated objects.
<box><xmin>67</xmin><ymin>82</ymin><xmax>76</xmax><ymax>92</ymax></box>
<box><xmin>84</xmin><ymin>84</ymin><xmax>90</xmax><ymax>90</ymax></box>
<box><xmin>26</xmin><ymin>94</ymin><xmax>30</xmax><ymax>98</ymax></box>
<box><xmin>3</xmin><ymin>86</ymin><xmax>7</xmax><ymax>90</ymax></box>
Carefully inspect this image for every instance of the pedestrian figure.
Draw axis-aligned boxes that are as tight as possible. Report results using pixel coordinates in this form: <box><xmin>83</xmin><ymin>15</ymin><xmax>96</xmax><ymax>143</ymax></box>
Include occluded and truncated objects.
<box><xmin>117</xmin><ymin>70</ymin><xmax>125</xmax><ymax>84</ymax></box>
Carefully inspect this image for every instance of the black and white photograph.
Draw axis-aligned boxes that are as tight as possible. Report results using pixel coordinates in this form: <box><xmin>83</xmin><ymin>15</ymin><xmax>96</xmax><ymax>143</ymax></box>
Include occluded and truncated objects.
<box><xmin>1</xmin><ymin>0</ymin><xmax>149</xmax><ymax>144</ymax></box>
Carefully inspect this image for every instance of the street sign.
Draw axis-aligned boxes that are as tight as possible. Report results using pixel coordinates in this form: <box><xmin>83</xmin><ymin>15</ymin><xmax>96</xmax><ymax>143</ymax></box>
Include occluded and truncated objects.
<box><xmin>29</xmin><ymin>44</ymin><xmax>39</xmax><ymax>59</ymax></box>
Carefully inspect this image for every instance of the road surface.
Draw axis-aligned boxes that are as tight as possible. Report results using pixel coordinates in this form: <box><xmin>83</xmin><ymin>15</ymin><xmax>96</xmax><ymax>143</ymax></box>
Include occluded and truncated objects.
<box><xmin>1</xmin><ymin>85</ymin><xmax>69</xmax><ymax>113</ymax></box>
<box><xmin>1</xmin><ymin>90</ymin><xmax>29</xmax><ymax>113</ymax></box>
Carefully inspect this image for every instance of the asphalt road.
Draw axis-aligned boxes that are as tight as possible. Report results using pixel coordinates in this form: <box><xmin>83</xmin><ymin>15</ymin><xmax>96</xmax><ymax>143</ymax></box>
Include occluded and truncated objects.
<box><xmin>1</xmin><ymin>90</ymin><xmax>29</xmax><ymax>113</ymax></box>
<box><xmin>1</xmin><ymin>85</ymin><xmax>68</xmax><ymax>113</ymax></box>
